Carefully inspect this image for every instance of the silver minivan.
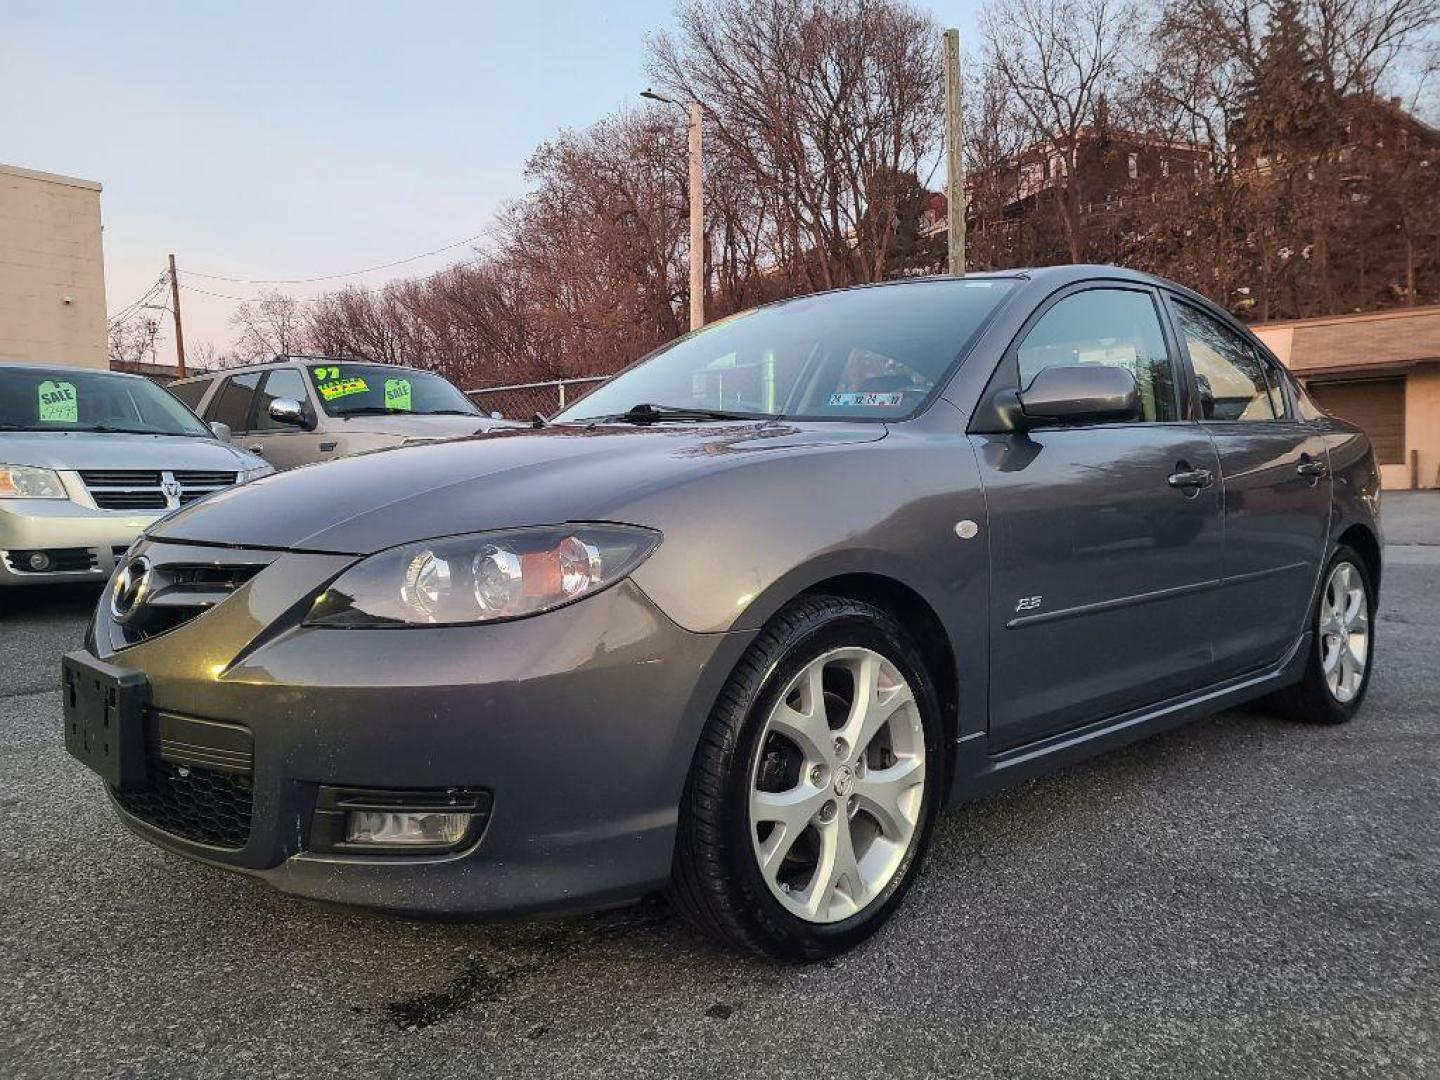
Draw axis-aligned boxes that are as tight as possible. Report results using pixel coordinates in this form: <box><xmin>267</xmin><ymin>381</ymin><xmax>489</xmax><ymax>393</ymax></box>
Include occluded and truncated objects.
<box><xmin>169</xmin><ymin>357</ymin><xmax>522</xmax><ymax>471</ymax></box>
<box><xmin>0</xmin><ymin>364</ymin><xmax>270</xmax><ymax>586</ymax></box>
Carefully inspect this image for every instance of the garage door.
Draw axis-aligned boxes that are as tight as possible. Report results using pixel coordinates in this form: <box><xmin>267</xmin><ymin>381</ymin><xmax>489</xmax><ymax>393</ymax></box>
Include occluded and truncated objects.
<box><xmin>1308</xmin><ymin>378</ymin><xmax>1406</xmax><ymax>464</ymax></box>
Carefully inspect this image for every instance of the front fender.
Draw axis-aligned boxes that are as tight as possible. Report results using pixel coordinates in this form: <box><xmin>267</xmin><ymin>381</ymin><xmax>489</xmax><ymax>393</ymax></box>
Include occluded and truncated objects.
<box><xmin>623</xmin><ymin>427</ymin><xmax>991</xmax><ymax>739</ymax></box>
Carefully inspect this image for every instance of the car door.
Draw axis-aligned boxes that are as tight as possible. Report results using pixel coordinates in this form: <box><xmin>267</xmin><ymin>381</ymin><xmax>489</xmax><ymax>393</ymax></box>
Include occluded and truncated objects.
<box><xmin>248</xmin><ymin>366</ymin><xmax>324</xmax><ymax>470</ymax></box>
<box><xmin>970</xmin><ymin>283</ymin><xmax>1225</xmax><ymax>750</ymax></box>
<box><xmin>1165</xmin><ymin>295</ymin><xmax>1331</xmax><ymax>676</ymax></box>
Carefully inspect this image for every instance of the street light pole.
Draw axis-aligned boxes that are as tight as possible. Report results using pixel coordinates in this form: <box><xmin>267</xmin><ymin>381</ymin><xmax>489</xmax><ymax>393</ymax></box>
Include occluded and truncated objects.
<box><xmin>642</xmin><ymin>89</ymin><xmax>705</xmax><ymax>330</ymax></box>
<box><xmin>687</xmin><ymin>101</ymin><xmax>704</xmax><ymax>332</ymax></box>
<box><xmin>942</xmin><ymin>29</ymin><xmax>966</xmax><ymax>278</ymax></box>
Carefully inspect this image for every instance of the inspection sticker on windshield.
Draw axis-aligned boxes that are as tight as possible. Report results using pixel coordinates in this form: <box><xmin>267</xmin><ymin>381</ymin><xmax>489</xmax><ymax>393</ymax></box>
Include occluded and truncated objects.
<box><xmin>384</xmin><ymin>378</ymin><xmax>412</xmax><ymax>411</ymax></box>
<box><xmin>316</xmin><ymin>376</ymin><xmax>369</xmax><ymax>401</ymax></box>
<box><xmin>828</xmin><ymin>392</ymin><xmax>904</xmax><ymax>407</ymax></box>
<box><xmin>37</xmin><ymin>380</ymin><xmax>78</xmax><ymax>423</ymax></box>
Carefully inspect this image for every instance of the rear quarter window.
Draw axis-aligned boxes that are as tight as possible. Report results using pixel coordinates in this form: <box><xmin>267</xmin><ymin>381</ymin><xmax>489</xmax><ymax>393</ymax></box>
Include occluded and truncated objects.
<box><xmin>167</xmin><ymin>378</ymin><xmax>212</xmax><ymax>411</ymax></box>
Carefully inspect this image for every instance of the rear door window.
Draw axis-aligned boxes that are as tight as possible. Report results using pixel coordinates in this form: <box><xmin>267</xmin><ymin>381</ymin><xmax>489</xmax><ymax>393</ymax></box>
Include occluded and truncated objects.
<box><xmin>205</xmin><ymin>373</ymin><xmax>263</xmax><ymax>432</ymax></box>
<box><xmin>1171</xmin><ymin>301</ymin><xmax>1284</xmax><ymax>421</ymax></box>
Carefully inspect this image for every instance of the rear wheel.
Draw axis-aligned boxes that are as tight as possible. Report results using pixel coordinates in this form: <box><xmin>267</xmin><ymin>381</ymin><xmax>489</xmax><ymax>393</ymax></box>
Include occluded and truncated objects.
<box><xmin>1260</xmin><ymin>545</ymin><xmax>1375</xmax><ymax>724</ymax></box>
<box><xmin>668</xmin><ymin>596</ymin><xmax>943</xmax><ymax>960</ymax></box>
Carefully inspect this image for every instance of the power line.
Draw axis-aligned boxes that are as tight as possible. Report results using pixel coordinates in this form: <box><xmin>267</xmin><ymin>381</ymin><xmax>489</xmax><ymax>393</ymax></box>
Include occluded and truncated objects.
<box><xmin>178</xmin><ymin>232</ymin><xmax>487</xmax><ymax>285</ymax></box>
<box><xmin>179</xmin><ymin>282</ymin><xmax>327</xmax><ymax>303</ymax></box>
<box><xmin>107</xmin><ymin>274</ymin><xmax>169</xmax><ymax>326</ymax></box>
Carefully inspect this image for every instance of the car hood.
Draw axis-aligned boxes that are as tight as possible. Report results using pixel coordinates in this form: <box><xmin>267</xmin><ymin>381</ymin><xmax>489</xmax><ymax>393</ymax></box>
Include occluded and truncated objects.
<box><xmin>0</xmin><ymin>431</ymin><xmax>262</xmax><ymax>472</ymax></box>
<box><xmin>149</xmin><ymin>421</ymin><xmax>885</xmax><ymax>554</ymax></box>
<box><xmin>332</xmin><ymin>413</ymin><xmax>526</xmax><ymax>439</ymax></box>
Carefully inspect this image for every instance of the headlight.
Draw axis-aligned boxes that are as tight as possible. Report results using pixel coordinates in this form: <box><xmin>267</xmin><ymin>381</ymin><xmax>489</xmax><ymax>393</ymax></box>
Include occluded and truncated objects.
<box><xmin>0</xmin><ymin>465</ymin><xmax>67</xmax><ymax>500</ymax></box>
<box><xmin>240</xmin><ymin>463</ymin><xmax>275</xmax><ymax>482</ymax></box>
<box><xmin>305</xmin><ymin>524</ymin><xmax>661</xmax><ymax>627</ymax></box>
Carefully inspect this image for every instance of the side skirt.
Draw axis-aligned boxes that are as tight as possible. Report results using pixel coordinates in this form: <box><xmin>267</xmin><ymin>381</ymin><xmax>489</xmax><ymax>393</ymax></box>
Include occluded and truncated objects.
<box><xmin>949</xmin><ymin>631</ymin><xmax>1311</xmax><ymax>803</ymax></box>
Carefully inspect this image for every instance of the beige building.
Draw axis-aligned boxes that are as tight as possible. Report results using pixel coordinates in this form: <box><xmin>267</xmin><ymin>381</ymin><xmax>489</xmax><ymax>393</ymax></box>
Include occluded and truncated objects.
<box><xmin>1254</xmin><ymin>306</ymin><xmax>1440</xmax><ymax>491</ymax></box>
<box><xmin>0</xmin><ymin>162</ymin><xmax>107</xmax><ymax>368</ymax></box>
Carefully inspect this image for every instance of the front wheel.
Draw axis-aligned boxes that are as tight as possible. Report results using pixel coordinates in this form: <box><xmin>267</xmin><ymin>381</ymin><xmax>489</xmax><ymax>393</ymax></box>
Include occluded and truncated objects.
<box><xmin>1260</xmin><ymin>545</ymin><xmax>1376</xmax><ymax>724</ymax></box>
<box><xmin>668</xmin><ymin>596</ymin><xmax>944</xmax><ymax>960</ymax></box>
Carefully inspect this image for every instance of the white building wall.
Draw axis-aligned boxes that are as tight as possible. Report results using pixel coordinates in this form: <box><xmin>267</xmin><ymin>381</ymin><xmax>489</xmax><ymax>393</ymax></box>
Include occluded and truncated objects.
<box><xmin>0</xmin><ymin>163</ymin><xmax>107</xmax><ymax>368</ymax></box>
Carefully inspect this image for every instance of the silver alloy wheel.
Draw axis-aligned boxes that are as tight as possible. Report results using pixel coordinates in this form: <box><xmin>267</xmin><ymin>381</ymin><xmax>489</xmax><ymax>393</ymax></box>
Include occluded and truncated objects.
<box><xmin>748</xmin><ymin>646</ymin><xmax>926</xmax><ymax>924</ymax></box>
<box><xmin>1319</xmin><ymin>561</ymin><xmax>1369</xmax><ymax>703</ymax></box>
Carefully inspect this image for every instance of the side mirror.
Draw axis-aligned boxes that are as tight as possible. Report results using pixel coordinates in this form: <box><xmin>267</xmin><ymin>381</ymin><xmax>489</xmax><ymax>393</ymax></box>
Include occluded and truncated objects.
<box><xmin>268</xmin><ymin>397</ymin><xmax>307</xmax><ymax>428</ymax></box>
<box><xmin>1017</xmin><ymin>365</ymin><xmax>1140</xmax><ymax>426</ymax></box>
<box><xmin>209</xmin><ymin>421</ymin><xmax>232</xmax><ymax>442</ymax></box>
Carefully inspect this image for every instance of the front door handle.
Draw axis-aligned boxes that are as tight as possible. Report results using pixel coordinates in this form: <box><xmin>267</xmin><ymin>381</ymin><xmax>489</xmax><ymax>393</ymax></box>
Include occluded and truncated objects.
<box><xmin>1167</xmin><ymin>467</ymin><xmax>1215</xmax><ymax>490</ymax></box>
<box><xmin>1297</xmin><ymin>458</ymin><xmax>1329</xmax><ymax>478</ymax></box>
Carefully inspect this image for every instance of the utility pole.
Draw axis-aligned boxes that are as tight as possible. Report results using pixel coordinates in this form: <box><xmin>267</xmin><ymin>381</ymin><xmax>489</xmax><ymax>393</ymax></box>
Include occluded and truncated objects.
<box><xmin>167</xmin><ymin>253</ymin><xmax>187</xmax><ymax>377</ymax></box>
<box><xmin>642</xmin><ymin>89</ymin><xmax>706</xmax><ymax>330</ymax></box>
<box><xmin>943</xmin><ymin>29</ymin><xmax>966</xmax><ymax>277</ymax></box>
<box><xmin>687</xmin><ymin>101</ymin><xmax>704</xmax><ymax>331</ymax></box>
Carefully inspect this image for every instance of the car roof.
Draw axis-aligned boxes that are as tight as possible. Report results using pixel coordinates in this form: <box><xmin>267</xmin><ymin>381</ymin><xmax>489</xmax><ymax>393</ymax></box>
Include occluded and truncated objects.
<box><xmin>170</xmin><ymin>356</ymin><xmax>433</xmax><ymax>384</ymax></box>
<box><xmin>744</xmin><ymin>264</ymin><xmax>1202</xmax><ymax>313</ymax></box>
<box><xmin>790</xmin><ymin>265</ymin><xmax>1245</xmax><ymax>331</ymax></box>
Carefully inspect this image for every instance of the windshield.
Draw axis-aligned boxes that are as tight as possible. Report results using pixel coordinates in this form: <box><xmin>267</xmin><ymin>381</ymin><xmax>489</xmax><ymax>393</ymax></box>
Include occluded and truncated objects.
<box><xmin>0</xmin><ymin>367</ymin><xmax>213</xmax><ymax>436</ymax></box>
<box><xmin>306</xmin><ymin>363</ymin><xmax>479</xmax><ymax>418</ymax></box>
<box><xmin>554</xmin><ymin>278</ymin><xmax>1018</xmax><ymax>423</ymax></box>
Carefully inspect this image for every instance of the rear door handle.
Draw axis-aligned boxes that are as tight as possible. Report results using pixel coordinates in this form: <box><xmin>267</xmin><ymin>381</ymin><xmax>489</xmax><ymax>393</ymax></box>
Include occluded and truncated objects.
<box><xmin>1297</xmin><ymin>459</ymin><xmax>1329</xmax><ymax>478</ymax></box>
<box><xmin>1167</xmin><ymin>467</ymin><xmax>1214</xmax><ymax>489</ymax></box>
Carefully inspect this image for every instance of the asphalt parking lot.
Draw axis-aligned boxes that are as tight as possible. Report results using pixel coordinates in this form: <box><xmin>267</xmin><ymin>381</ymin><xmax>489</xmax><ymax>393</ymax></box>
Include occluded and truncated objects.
<box><xmin>2</xmin><ymin>497</ymin><xmax>1437</xmax><ymax>1079</ymax></box>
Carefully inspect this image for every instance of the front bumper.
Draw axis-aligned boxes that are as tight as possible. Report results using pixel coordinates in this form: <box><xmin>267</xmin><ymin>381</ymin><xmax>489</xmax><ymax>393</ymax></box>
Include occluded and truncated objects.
<box><xmin>0</xmin><ymin>498</ymin><xmax>157</xmax><ymax>585</ymax></box>
<box><xmin>79</xmin><ymin>538</ymin><xmax>752</xmax><ymax>918</ymax></box>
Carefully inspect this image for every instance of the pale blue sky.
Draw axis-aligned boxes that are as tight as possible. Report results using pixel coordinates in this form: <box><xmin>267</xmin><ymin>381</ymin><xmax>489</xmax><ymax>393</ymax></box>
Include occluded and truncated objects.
<box><xmin>1</xmin><ymin>0</ymin><xmax>983</xmax><ymax>354</ymax></box>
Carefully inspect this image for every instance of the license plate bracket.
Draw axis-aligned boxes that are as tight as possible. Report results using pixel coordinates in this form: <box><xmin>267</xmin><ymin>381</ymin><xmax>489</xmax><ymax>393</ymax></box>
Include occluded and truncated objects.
<box><xmin>62</xmin><ymin>651</ymin><xmax>150</xmax><ymax>790</ymax></box>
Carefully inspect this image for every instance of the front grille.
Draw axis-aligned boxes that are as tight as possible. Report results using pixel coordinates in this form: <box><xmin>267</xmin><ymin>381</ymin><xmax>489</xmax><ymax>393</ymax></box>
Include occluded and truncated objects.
<box><xmin>112</xmin><ymin>562</ymin><xmax>266</xmax><ymax>646</ymax></box>
<box><xmin>79</xmin><ymin>469</ymin><xmax>237</xmax><ymax>511</ymax></box>
<box><xmin>111</xmin><ymin>714</ymin><xmax>255</xmax><ymax>849</ymax></box>
<box><xmin>80</xmin><ymin>469</ymin><xmax>161</xmax><ymax>485</ymax></box>
<box><xmin>172</xmin><ymin>470</ymin><xmax>238</xmax><ymax>487</ymax></box>
<box><xmin>113</xmin><ymin>757</ymin><xmax>254</xmax><ymax>848</ymax></box>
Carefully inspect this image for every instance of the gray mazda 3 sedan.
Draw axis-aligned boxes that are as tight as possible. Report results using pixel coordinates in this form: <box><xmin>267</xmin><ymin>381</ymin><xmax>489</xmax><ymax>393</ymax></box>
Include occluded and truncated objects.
<box><xmin>63</xmin><ymin>266</ymin><xmax>1382</xmax><ymax>960</ymax></box>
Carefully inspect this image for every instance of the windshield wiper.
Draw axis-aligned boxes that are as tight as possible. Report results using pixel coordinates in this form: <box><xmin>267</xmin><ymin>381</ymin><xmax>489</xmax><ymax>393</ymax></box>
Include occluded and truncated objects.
<box><xmin>582</xmin><ymin>403</ymin><xmax>755</xmax><ymax>425</ymax></box>
<box><xmin>334</xmin><ymin>407</ymin><xmax>412</xmax><ymax>417</ymax></box>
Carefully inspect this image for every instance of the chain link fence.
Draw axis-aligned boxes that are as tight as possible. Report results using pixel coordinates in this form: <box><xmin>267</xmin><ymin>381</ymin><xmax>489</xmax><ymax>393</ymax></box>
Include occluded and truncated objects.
<box><xmin>465</xmin><ymin>376</ymin><xmax>609</xmax><ymax>421</ymax></box>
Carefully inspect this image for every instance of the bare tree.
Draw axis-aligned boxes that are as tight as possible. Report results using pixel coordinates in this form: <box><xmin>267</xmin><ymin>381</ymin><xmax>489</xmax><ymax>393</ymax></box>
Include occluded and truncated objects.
<box><xmin>980</xmin><ymin>0</ymin><xmax>1140</xmax><ymax>262</ymax></box>
<box><xmin>649</xmin><ymin>0</ymin><xmax>942</xmax><ymax>291</ymax></box>
<box><xmin>107</xmin><ymin>317</ymin><xmax>164</xmax><ymax>367</ymax></box>
<box><xmin>230</xmin><ymin>291</ymin><xmax>307</xmax><ymax>363</ymax></box>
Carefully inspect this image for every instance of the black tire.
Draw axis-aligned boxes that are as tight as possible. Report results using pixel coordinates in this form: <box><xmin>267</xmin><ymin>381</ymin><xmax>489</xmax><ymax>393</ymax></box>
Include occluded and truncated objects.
<box><xmin>667</xmin><ymin>594</ymin><xmax>944</xmax><ymax>961</ymax></box>
<box><xmin>1259</xmin><ymin>544</ymin><xmax>1376</xmax><ymax>725</ymax></box>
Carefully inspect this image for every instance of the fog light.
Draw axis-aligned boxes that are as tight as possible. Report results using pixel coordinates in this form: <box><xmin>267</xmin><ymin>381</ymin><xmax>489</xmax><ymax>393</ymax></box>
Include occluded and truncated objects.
<box><xmin>344</xmin><ymin>810</ymin><xmax>472</xmax><ymax>848</ymax></box>
<box><xmin>27</xmin><ymin>551</ymin><xmax>52</xmax><ymax>571</ymax></box>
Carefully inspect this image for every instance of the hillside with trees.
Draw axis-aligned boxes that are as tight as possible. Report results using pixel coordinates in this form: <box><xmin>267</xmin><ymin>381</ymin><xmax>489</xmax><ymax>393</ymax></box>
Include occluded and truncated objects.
<box><xmin>188</xmin><ymin>0</ymin><xmax>1439</xmax><ymax>393</ymax></box>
